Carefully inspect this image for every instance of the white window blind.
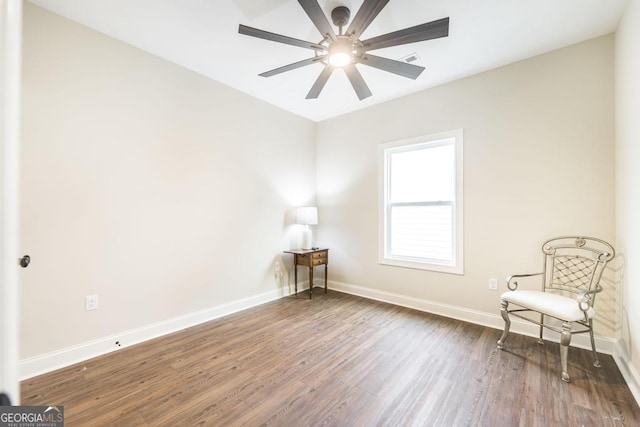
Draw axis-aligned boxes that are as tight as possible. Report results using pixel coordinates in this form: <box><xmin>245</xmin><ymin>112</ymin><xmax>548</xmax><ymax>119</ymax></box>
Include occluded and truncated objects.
<box><xmin>390</xmin><ymin>204</ymin><xmax>453</xmax><ymax>261</ymax></box>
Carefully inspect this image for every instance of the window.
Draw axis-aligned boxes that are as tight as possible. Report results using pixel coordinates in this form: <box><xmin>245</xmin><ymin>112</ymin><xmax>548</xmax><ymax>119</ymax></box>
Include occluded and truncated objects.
<box><xmin>378</xmin><ymin>130</ymin><xmax>463</xmax><ymax>274</ymax></box>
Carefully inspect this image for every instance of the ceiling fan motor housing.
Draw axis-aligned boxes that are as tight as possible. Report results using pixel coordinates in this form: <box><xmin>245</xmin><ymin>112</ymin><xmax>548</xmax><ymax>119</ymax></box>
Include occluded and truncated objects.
<box><xmin>331</xmin><ymin>6</ymin><xmax>351</xmax><ymax>29</ymax></box>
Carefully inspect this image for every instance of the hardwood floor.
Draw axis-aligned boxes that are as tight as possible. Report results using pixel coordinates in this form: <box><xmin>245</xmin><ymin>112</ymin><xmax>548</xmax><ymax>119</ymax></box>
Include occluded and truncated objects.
<box><xmin>22</xmin><ymin>289</ymin><xmax>640</xmax><ymax>426</ymax></box>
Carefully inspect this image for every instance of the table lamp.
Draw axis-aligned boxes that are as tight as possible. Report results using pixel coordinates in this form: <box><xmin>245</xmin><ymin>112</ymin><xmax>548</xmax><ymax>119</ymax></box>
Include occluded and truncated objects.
<box><xmin>296</xmin><ymin>207</ymin><xmax>318</xmax><ymax>250</ymax></box>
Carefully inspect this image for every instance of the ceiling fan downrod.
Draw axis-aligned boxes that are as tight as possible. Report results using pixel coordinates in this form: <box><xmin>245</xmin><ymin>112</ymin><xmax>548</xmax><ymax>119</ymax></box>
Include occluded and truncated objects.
<box><xmin>331</xmin><ymin>6</ymin><xmax>350</xmax><ymax>36</ymax></box>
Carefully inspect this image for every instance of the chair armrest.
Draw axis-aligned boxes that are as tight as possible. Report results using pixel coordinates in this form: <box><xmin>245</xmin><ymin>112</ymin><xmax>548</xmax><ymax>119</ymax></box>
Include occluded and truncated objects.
<box><xmin>577</xmin><ymin>283</ymin><xmax>603</xmax><ymax>312</ymax></box>
<box><xmin>506</xmin><ymin>273</ymin><xmax>543</xmax><ymax>291</ymax></box>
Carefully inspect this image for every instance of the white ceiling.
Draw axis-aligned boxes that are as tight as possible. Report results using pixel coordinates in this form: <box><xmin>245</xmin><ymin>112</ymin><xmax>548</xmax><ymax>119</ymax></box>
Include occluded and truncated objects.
<box><xmin>28</xmin><ymin>0</ymin><xmax>628</xmax><ymax>122</ymax></box>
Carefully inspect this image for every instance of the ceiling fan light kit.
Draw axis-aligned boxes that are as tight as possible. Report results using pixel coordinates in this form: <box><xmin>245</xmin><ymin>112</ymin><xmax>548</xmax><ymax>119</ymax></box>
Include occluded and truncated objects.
<box><xmin>327</xmin><ymin>38</ymin><xmax>354</xmax><ymax>67</ymax></box>
<box><xmin>238</xmin><ymin>0</ymin><xmax>449</xmax><ymax>100</ymax></box>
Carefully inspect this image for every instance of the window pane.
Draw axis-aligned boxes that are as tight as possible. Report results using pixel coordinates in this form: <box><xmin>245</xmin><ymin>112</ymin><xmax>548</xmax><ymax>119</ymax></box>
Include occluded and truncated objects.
<box><xmin>389</xmin><ymin>142</ymin><xmax>454</xmax><ymax>203</ymax></box>
<box><xmin>390</xmin><ymin>204</ymin><xmax>453</xmax><ymax>262</ymax></box>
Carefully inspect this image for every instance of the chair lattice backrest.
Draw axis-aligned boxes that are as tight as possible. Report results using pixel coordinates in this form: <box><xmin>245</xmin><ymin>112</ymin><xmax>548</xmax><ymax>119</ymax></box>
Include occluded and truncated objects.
<box><xmin>541</xmin><ymin>237</ymin><xmax>615</xmax><ymax>298</ymax></box>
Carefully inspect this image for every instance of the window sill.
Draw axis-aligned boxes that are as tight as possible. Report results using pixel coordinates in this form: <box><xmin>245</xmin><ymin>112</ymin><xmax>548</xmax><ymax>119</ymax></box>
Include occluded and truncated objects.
<box><xmin>379</xmin><ymin>257</ymin><xmax>464</xmax><ymax>275</ymax></box>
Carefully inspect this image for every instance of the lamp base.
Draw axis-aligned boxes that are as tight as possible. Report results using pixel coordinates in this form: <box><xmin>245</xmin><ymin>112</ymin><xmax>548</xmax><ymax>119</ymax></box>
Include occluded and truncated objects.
<box><xmin>301</xmin><ymin>228</ymin><xmax>312</xmax><ymax>250</ymax></box>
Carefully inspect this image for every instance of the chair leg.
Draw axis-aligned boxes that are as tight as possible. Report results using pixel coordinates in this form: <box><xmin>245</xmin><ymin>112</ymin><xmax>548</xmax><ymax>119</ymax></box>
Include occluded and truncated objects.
<box><xmin>588</xmin><ymin>319</ymin><xmax>601</xmax><ymax>368</ymax></box>
<box><xmin>538</xmin><ymin>313</ymin><xmax>545</xmax><ymax>345</ymax></box>
<box><xmin>560</xmin><ymin>321</ymin><xmax>572</xmax><ymax>382</ymax></box>
<box><xmin>497</xmin><ymin>300</ymin><xmax>510</xmax><ymax>349</ymax></box>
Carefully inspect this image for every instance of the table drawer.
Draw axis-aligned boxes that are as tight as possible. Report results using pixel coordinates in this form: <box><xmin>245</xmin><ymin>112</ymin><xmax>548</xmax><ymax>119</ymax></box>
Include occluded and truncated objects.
<box><xmin>311</xmin><ymin>257</ymin><xmax>327</xmax><ymax>266</ymax></box>
<box><xmin>296</xmin><ymin>251</ymin><xmax>328</xmax><ymax>266</ymax></box>
<box><xmin>312</xmin><ymin>251</ymin><xmax>328</xmax><ymax>259</ymax></box>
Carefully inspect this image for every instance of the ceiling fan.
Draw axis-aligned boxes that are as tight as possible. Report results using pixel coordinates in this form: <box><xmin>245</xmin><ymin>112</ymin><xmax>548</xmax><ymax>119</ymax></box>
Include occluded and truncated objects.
<box><xmin>238</xmin><ymin>0</ymin><xmax>449</xmax><ymax>100</ymax></box>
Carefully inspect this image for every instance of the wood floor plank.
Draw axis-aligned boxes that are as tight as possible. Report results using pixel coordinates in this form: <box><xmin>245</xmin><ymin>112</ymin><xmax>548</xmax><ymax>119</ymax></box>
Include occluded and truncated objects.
<box><xmin>21</xmin><ymin>289</ymin><xmax>640</xmax><ymax>426</ymax></box>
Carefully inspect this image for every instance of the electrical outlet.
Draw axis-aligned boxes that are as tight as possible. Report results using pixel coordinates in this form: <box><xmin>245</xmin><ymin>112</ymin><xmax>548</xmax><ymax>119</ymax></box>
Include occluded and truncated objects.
<box><xmin>488</xmin><ymin>278</ymin><xmax>498</xmax><ymax>291</ymax></box>
<box><xmin>85</xmin><ymin>294</ymin><xmax>98</xmax><ymax>311</ymax></box>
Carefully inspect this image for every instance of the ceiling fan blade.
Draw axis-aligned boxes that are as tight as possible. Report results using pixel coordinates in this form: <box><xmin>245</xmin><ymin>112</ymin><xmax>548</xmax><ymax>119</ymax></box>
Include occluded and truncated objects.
<box><xmin>306</xmin><ymin>65</ymin><xmax>334</xmax><ymax>99</ymax></box>
<box><xmin>346</xmin><ymin>0</ymin><xmax>389</xmax><ymax>39</ymax></box>
<box><xmin>239</xmin><ymin>24</ymin><xmax>324</xmax><ymax>50</ymax></box>
<box><xmin>362</xmin><ymin>17</ymin><xmax>449</xmax><ymax>52</ymax></box>
<box><xmin>344</xmin><ymin>64</ymin><xmax>373</xmax><ymax>100</ymax></box>
<box><xmin>356</xmin><ymin>53</ymin><xmax>425</xmax><ymax>80</ymax></box>
<box><xmin>259</xmin><ymin>56</ymin><xmax>325</xmax><ymax>77</ymax></box>
<box><xmin>298</xmin><ymin>0</ymin><xmax>337</xmax><ymax>41</ymax></box>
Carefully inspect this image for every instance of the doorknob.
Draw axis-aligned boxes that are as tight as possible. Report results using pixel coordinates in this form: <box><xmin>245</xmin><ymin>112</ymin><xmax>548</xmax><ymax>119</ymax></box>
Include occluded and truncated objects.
<box><xmin>19</xmin><ymin>255</ymin><xmax>30</xmax><ymax>268</ymax></box>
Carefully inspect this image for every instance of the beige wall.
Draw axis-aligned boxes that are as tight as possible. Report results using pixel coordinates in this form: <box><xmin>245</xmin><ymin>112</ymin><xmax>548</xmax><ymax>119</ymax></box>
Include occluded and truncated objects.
<box><xmin>616</xmin><ymin>0</ymin><xmax>640</xmax><ymax>381</ymax></box>
<box><xmin>20</xmin><ymin>4</ymin><xmax>316</xmax><ymax>359</ymax></box>
<box><xmin>317</xmin><ymin>35</ymin><xmax>616</xmax><ymax>337</ymax></box>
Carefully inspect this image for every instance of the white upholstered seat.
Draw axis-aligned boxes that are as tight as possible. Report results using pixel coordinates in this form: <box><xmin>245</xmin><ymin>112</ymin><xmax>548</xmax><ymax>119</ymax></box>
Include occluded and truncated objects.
<box><xmin>500</xmin><ymin>290</ymin><xmax>594</xmax><ymax>322</ymax></box>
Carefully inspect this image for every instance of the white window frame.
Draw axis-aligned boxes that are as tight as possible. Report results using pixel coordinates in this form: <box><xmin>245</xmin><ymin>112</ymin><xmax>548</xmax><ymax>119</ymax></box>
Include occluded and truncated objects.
<box><xmin>378</xmin><ymin>129</ymin><xmax>464</xmax><ymax>274</ymax></box>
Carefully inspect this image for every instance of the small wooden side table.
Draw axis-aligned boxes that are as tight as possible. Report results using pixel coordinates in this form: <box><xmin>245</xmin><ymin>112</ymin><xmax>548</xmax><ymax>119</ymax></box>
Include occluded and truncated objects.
<box><xmin>283</xmin><ymin>248</ymin><xmax>329</xmax><ymax>299</ymax></box>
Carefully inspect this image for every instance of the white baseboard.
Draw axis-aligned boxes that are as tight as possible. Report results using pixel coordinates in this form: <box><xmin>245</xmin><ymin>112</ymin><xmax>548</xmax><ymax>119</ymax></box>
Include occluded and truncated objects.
<box><xmin>19</xmin><ymin>287</ymin><xmax>293</xmax><ymax>380</ymax></box>
<box><xmin>613</xmin><ymin>341</ymin><xmax>640</xmax><ymax>406</ymax></box>
<box><xmin>328</xmin><ymin>280</ymin><xmax>616</xmax><ymax>354</ymax></box>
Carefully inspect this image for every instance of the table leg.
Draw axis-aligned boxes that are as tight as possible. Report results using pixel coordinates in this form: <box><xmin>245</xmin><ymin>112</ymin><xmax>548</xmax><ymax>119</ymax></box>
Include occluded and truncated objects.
<box><xmin>309</xmin><ymin>265</ymin><xmax>313</xmax><ymax>299</ymax></box>
<box><xmin>294</xmin><ymin>263</ymin><xmax>298</xmax><ymax>296</ymax></box>
<box><xmin>324</xmin><ymin>263</ymin><xmax>328</xmax><ymax>294</ymax></box>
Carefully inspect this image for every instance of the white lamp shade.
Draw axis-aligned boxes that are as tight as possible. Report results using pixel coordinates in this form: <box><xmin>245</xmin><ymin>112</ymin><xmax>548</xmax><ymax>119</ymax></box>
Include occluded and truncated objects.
<box><xmin>296</xmin><ymin>207</ymin><xmax>318</xmax><ymax>225</ymax></box>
